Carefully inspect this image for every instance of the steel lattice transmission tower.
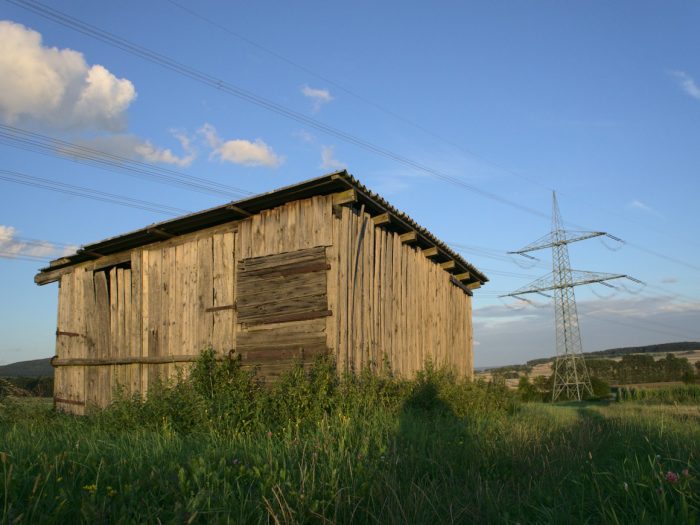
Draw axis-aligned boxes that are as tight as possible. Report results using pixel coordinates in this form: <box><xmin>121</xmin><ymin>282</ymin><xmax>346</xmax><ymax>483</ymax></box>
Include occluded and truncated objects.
<box><xmin>502</xmin><ymin>192</ymin><xmax>640</xmax><ymax>401</ymax></box>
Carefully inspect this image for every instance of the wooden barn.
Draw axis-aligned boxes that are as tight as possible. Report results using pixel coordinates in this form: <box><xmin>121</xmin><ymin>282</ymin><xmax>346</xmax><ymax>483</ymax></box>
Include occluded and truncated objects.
<box><xmin>35</xmin><ymin>171</ymin><xmax>488</xmax><ymax>414</ymax></box>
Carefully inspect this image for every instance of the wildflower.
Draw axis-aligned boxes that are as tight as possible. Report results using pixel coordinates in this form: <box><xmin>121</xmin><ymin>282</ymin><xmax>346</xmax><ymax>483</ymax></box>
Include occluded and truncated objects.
<box><xmin>106</xmin><ymin>486</ymin><xmax>117</xmax><ymax>497</ymax></box>
<box><xmin>232</xmin><ymin>458</ymin><xmax>240</xmax><ymax>465</ymax></box>
<box><xmin>623</xmin><ymin>482</ymin><xmax>629</xmax><ymax>492</ymax></box>
<box><xmin>665</xmin><ymin>471</ymin><xmax>679</xmax><ymax>484</ymax></box>
<box><xmin>682</xmin><ymin>468</ymin><xmax>690</xmax><ymax>477</ymax></box>
<box><xmin>82</xmin><ymin>484</ymin><xmax>97</xmax><ymax>493</ymax></box>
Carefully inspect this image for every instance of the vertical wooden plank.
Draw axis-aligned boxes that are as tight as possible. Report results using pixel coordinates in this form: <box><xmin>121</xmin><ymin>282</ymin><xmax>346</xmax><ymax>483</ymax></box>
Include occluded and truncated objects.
<box><xmin>163</xmin><ymin>244</ymin><xmax>173</xmax><ymax>381</ymax></box>
<box><xmin>123</xmin><ymin>268</ymin><xmax>132</xmax><ymax>394</ymax></box>
<box><xmin>84</xmin><ymin>269</ymin><xmax>99</xmax><ymax>408</ymax></box>
<box><xmin>115</xmin><ymin>268</ymin><xmax>131</xmax><ymax>389</ymax></box>
<box><xmin>197</xmin><ymin>236</ymin><xmax>214</xmax><ymax>353</ymax></box>
<box><xmin>73</xmin><ymin>268</ymin><xmax>87</xmax><ymax>414</ymax></box>
<box><xmin>140</xmin><ymin>249</ymin><xmax>150</xmax><ymax>395</ymax></box>
<box><xmin>147</xmin><ymin>247</ymin><xmax>162</xmax><ymax>389</ymax></box>
<box><xmin>93</xmin><ymin>270</ymin><xmax>110</xmax><ymax>408</ymax></box>
<box><xmin>326</xmin><ymin>208</ymin><xmax>339</xmax><ymax>368</ymax></box>
<box><xmin>55</xmin><ymin>275</ymin><xmax>72</xmax><ymax>412</ymax></box>
<box><xmin>213</xmin><ymin>231</ymin><xmax>235</xmax><ymax>355</ymax></box>
<box><xmin>109</xmin><ymin>267</ymin><xmax>119</xmax><ymax>403</ymax></box>
<box><xmin>131</xmin><ymin>250</ymin><xmax>142</xmax><ymax>395</ymax></box>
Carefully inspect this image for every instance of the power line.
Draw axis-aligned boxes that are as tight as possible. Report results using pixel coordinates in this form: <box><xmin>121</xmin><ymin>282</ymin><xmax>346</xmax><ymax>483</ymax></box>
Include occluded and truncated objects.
<box><xmin>0</xmin><ymin>169</ymin><xmax>188</xmax><ymax>215</ymax></box>
<box><xmin>0</xmin><ymin>124</ymin><xmax>253</xmax><ymax>199</ymax></box>
<box><xmin>6</xmin><ymin>0</ymin><xmax>550</xmax><ymax>222</ymax></box>
<box><xmin>0</xmin><ymin>251</ymin><xmax>52</xmax><ymax>262</ymax></box>
<box><xmin>5</xmin><ymin>1</ymin><xmax>700</xmax><ymax>276</ymax></box>
<box><xmin>164</xmin><ymin>0</ymin><xmax>700</xmax><ymax>252</ymax></box>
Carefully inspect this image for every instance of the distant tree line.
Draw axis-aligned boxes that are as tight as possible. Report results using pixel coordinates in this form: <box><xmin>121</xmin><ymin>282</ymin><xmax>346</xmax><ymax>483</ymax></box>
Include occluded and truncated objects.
<box><xmin>525</xmin><ymin>342</ymin><xmax>700</xmax><ymax>367</ymax></box>
<box><xmin>586</xmin><ymin>354</ymin><xmax>697</xmax><ymax>385</ymax></box>
<box><xmin>0</xmin><ymin>377</ymin><xmax>53</xmax><ymax>398</ymax></box>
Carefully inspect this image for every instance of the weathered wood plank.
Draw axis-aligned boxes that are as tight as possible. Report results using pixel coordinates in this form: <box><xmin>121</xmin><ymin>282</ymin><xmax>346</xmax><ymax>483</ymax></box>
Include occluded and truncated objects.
<box><xmin>240</xmin><ymin>309</ymin><xmax>332</xmax><ymax>327</ymax></box>
<box><xmin>238</xmin><ymin>260</ymin><xmax>329</xmax><ymax>279</ymax></box>
<box><xmin>130</xmin><ymin>250</ymin><xmax>142</xmax><ymax>395</ymax></box>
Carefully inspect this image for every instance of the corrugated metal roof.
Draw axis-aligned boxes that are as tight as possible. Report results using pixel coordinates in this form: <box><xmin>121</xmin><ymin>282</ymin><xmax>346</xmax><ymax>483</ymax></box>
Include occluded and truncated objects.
<box><xmin>36</xmin><ymin>170</ymin><xmax>488</xmax><ymax>285</ymax></box>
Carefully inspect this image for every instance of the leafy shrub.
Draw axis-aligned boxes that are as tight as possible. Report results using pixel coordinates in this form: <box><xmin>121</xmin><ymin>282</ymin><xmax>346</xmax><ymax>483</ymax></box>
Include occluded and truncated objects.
<box><xmin>98</xmin><ymin>351</ymin><xmax>517</xmax><ymax>436</ymax></box>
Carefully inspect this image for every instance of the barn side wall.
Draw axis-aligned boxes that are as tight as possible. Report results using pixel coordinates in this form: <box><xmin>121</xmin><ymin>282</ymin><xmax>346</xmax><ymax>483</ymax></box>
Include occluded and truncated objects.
<box><xmin>52</xmin><ymin>195</ymin><xmax>335</xmax><ymax>413</ymax></box>
<box><xmin>51</xmin><ymin>193</ymin><xmax>472</xmax><ymax>414</ymax></box>
<box><xmin>326</xmin><ymin>205</ymin><xmax>473</xmax><ymax>378</ymax></box>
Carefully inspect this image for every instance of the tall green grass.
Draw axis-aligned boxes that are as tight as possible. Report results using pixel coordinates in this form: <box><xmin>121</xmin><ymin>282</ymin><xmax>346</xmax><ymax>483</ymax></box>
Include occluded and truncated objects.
<box><xmin>617</xmin><ymin>384</ymin><xmax>700</xmax><ymax>404</ymax></box>
<box><xmin>1</xmin><ymin>352</ymin><xmax>699</xmax><ymax>524</ymax></box>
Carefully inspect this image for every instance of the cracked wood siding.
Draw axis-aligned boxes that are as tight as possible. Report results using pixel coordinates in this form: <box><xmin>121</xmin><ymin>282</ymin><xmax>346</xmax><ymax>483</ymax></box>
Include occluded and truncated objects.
<box><xmin>327</xmin><ymin>205</ymin><xmax>473</xmax><ymax>378</ymax></box>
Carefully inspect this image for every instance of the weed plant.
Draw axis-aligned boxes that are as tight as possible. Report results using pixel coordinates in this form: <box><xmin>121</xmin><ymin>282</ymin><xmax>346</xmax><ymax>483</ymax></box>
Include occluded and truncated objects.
<box><xmin>1</xmin><ymin>351</ymin><xmax>699</xmax><ymax>524</ymax></box>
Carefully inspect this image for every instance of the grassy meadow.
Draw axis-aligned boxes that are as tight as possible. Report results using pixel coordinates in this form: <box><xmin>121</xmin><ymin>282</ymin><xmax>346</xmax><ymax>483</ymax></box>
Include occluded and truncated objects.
<box><xmin>1</xmin><ymin>354</ymin><xmax>699</xmax><ymax>524</ymax></box>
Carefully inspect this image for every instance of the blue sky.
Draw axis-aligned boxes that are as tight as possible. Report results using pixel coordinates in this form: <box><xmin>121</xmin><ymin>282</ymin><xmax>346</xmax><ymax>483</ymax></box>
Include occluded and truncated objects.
<box><xmin>1</xmin><ymin>0</ymin><xmax>698</xmax><ymax>367</ymax></box>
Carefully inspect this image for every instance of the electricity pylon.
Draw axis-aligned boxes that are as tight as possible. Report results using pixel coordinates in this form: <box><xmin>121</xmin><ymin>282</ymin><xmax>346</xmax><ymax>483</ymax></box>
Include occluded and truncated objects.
<box><xmin>502</xmin><ymin>192</ymin><xmax>640</xmax><ymax>401</ymax></box>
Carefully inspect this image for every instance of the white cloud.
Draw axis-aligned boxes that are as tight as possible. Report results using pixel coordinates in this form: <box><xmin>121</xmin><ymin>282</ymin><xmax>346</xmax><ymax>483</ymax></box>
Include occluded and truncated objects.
<box><xmin>320</xmin><ymin>145</ymin><xmax>346</xmax><ymax>171</ymax></box>
<box><xmin>294</xmin><ymin>129</ymin><xmax>316</xmax><ymax>144</ymax></box>
<box><xmin>627</xmin><ymin>200</ymin><xmax>663</xmax><ymax>218</ymax></box>
<box><xmin>0</xmin><ymin>225</ymin><xmax>55</xmax><ymax>258</ymax></box>
<box><xmin>199</xmin><ymin>123</ymin><xmax>282</xmax><ymax>168</ymax></box>
<box><xmin>71</xmin><ymin>130</ymin><xmax>197</xmax><ymax>167</ymax></box>
<box><xmin>301</xmin><ymin>84</ymin><xmax>333</xmax><ymax>112</ymax></box>
<box><xmin>0</xmin><ymin>20</ymin><xmax>136</xmax><ymax>131</ymax></box>
<box><xmin>671</xmin><ymin>70</ymin><xmax>700</xmax><ymax>100</ymax></box>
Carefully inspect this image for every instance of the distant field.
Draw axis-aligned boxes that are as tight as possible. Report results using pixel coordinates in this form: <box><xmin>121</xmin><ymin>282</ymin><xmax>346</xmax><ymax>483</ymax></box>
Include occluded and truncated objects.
<box><xmin>1</xmin><ymin>364</ymin><xmax>699</xmax><ymax>524</ymax></box>
<box><xmin>477</xmin><ymin>348</ymin><xmax>700</xmax><ymax>389</ymax></box>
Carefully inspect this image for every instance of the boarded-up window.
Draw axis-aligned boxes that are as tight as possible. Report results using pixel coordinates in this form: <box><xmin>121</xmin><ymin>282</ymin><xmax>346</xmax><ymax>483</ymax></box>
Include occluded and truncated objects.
<box><xmin>236</xmin><ymin>246</ymin><xmax>330</xmax><ymax>326</ymax></box>
<box><xmin>235</xmin><ymin>246</ymin><xmax>330</xmax><ymax>376</ymax></box>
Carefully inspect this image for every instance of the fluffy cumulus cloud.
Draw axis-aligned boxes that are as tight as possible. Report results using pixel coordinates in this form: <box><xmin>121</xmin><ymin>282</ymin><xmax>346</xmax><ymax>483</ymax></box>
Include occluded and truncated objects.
<box><xmin>0</xmin><ymin>20</ymin><xmax>136</xmax><ymax>131</ymax></box>
<box><xmin>199</xmin><ymin>124</ymin><xmax>282</xmax><ymax>168</ymax></box>
<box><xmin>0</xmin><ymin>225</ymin><xmax>55</xmax><ymax>258</ymax></box>
<box><xmin>671</xmin><ymin>71</ymin><xmax>700</xmax><ymax>100</ymax></box>
<box><xmin>301</xmin><ymin>84</ymin><xmax>333</xmax><ymax>112</ymax></box>
<box><xmin>319</xmin><ymin>145</ymin><xmax>347</xmax><ymax>170</ymax></box>
<box><xmin>72</xmin><ymin>130</ymin><xmax>197</xmax><ymax>167</ymax></box>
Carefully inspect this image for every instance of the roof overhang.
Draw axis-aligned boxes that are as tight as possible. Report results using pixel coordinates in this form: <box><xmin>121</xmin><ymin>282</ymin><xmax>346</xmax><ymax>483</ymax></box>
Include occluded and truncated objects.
<box><xmin>35</xmin><ymin>170</ymin><xmax>488</xmax><ymax>287</ymax></box>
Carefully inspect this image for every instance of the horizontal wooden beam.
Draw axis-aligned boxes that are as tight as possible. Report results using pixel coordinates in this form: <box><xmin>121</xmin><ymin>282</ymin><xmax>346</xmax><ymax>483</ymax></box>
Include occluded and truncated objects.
<box><xmin>50</xmin><ymin>257</ymin><xmax>71</xmax><ymax>268</ymax></box>
<box><xmin>422</xmin><ymin>246</ymin><xmax>439</xmax><ymax>258</ymax></box>
<box><xmin>372</xmin><ymin>212</ymin><xmax>391</xmax><ymax>226</ymax></box>
<box><xmin>56</xmin><ymin>330</ymin><xmax>81</xmax><ymax>338</ymax></box>
<box><xmin>454</xmin><ymin>272</ymin><xmax>470</xmax><ymax>281</ymax></box>
<box><xmin>239</xmin><ymin>261</ymin><xmax>330</xmax><ymax>278</ymax></box>
<box><xmin>332</xmin><ymin>188</ymin><xmax>357</xmax><ymax>206</ymax></box>
<box><xmin>450</xmin><ymin>276</ymin><xmax>473</xmax><ymax>296</ymax></box>
<box><xmin>205</xmin><ymin>304</ymin><xmax>236</xmax><ymax>313</ymax></box>
<box><xmin>226</xmin><ymin>204</ymin><xmax>252</xmax><ymax>217</ymax></box>
<box><xmin>51</xmin><ymin>354</ymin><xmax>207</xmax><ymax>367</ymax></box>
<box><xmin>400</xmin><ymin>231</ymin><xmax>417</xmax><ymax>244</ymax></box>
<box><xmin>147</xmin><ymin>227</ymin><xmax>175</xmax><ymax>239</ymax></box>
<box><xmin>242</xmin><ymin>309</ymin><xmax>332</xmax><ymax>327</ymax></box>
<box><xmin>440</xmin><ymin>260</ymin><xmax>456</xmax><ymax>270</ymax></box>
<box><xmin>466</xmin><ymin>282</ymin><xmax>482</xmax><ymax>290</ymax></box>
<box><xmin>93</xmin><ymin>252</ymin><xmax>132</xmax><ymax>271</ymax></box>
<box><xmin>77</xmin><ymin>249</ymin><xmax>103</xmax><ymax>259</ymax></box>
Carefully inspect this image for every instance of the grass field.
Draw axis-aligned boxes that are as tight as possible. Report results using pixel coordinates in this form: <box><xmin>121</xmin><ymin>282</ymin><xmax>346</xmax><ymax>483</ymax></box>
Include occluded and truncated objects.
<box><xmin>1</xmin><ymin>357</ymin><xmax>699</xmax><ymax>524</ymax></box>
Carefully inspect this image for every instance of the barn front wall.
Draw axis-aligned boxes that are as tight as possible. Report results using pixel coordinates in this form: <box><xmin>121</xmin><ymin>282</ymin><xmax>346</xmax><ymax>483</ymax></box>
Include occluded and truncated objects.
<box><xmin>50</xmin><ymin>193</ymin><xmax>472</xmax><ymax>414</ymax></box>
